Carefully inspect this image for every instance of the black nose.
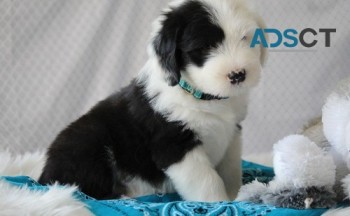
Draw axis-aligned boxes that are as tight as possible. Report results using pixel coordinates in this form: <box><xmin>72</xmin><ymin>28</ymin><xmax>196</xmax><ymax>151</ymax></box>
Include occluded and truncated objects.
<box><xmin>228</xmin><ymin>69</ymin><xmax>246</xmax><ymax>84</ymax></box>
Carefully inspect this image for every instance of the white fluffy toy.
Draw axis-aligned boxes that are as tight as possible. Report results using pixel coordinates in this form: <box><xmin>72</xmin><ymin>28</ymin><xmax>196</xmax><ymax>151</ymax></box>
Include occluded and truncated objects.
<box><xmin>323</xmin><ymin>77</ymin><xmax>350</xmax><ymax>177</ymax></box>
<box><xmin>321</xmin><ymin>77</ymin><xmax>350</xmax><ymax>215</ymax></box>
<box><xmin>304</xmin><ymin>77</ymin><xmax>350</xmax><ymax>202</ymax></box>
<box><xmin>237</xmin><ymin>77</ymin><xmax>350</xmax><ymax>210</ymax></box>
<box><xmin>237</xmin><ymin>135</ymin><xmax>336</xmax><ymax>209</ymax></box>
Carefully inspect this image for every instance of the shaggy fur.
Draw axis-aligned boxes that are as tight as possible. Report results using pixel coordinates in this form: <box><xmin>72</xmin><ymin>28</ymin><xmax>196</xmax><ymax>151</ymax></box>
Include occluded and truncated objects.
<box><xmin>0</xmin><ymin>150</ymin><xmax>45</xmax><ymax>180</ymax></box>
<box><xmin>261</xmin><ymin>185</ymin><xmax>336</xmax><ymax>209</ymax></box>
<box><xmin>321</xmin><ymin>77</ymin><xmax>350</xmax><ymax>215</ymax></box>
<box><xmin>302</xmin><ymin>118</ymin><xmax>349</xmax><ymax>201</ymax></box>
<box><xmin>0</xmin><ymin>151</ymin><xmax>91</xmax><ymax>216</ymax></box>
<box><xmin>0</xmin><ymin>180</ymin><xmax>92</xmax><ymax>216</ymax></box>
<box><xmin>323</xmin><ymin>77</ymin><xmax>350</xmax><ymax>168</ymax></box>
<box><xmin>273</xmin><ymin>135</ymin><xmax>336</xmax><ymax>188</ymax></box>
<box><xmin>39</xmin><ymin>0</ymin><xmax>266</xmax><ymax>201</ymax></box>
<box><xmin>237</xmin><ymin>135</ymin><xmax>336</xmax><ymax>209</ymax></box>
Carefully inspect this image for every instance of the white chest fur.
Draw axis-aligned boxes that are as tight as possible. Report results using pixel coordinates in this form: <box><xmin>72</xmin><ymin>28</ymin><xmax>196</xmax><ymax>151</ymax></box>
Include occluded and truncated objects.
<box><xmin>155</xmin><ymin>93</ymin><xmax>244</xmax><ymax>166</ymax></box>
<box><xmin>191</xmin><ymin>115</ymin><xmax>237</xmax><ymax>166</ymax></box>
<box><xmin>140</xmin><ymin>61</ymin><xmax>248</xmax><ymax>166</ymax></box>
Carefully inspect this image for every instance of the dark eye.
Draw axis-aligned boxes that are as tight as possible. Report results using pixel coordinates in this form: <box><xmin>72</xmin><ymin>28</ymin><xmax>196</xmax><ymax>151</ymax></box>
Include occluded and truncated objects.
<box><xmin>241</xmin><ymin>36</ymin><xmax>247</xmax><ymax>41</ymax></box>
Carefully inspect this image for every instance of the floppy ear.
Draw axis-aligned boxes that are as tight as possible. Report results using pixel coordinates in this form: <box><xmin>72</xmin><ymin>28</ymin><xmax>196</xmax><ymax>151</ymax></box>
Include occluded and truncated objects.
<box><xmin>153</xmin><ymin>17</ymin><xmax>183</xmax><ymax>86</ymax></box>
<box><xmin>254</xmin><ymin>14</ymin><xmax>268</xmax><ymax>66</ymax></box>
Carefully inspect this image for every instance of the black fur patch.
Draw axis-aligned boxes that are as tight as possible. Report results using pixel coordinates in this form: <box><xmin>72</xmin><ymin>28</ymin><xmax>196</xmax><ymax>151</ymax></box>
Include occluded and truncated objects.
<box><xmin>39</xmin><ymin>80</ymin><xmax>201</xmax><ymax>199</ymax></box>
<box><xmin>153</xmin><ymin>0</ymin><xmax>225</xmax><ymax>86</ymax></box>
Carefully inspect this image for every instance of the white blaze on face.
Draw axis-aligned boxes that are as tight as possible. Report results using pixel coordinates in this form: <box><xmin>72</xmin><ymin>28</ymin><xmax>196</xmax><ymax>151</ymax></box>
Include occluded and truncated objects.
<box><xmin>182</xmin><ymin>0</ymin><xmax>265</xmax><ymax>97</ymax></box>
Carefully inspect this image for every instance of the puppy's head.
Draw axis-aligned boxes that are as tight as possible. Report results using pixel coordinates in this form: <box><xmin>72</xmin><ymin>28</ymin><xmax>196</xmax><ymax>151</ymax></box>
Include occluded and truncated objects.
<box><xmin>151</xmin><ymin>0</ymin><xmax>267</xmax><ymax>97</ymax></box>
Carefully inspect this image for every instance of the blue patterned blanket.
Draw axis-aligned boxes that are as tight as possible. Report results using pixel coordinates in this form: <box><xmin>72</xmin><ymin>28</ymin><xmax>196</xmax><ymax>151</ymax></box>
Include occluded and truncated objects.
<box><xmin>1</xmin><ymin>161</ymin><xmax>329</xmax><ymax>216</ymax></box>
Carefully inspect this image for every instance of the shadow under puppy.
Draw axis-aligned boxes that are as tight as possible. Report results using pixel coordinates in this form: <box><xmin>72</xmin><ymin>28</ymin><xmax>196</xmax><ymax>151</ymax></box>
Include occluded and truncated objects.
<box><xmin>39</xmin><ymin>0</ymin><xmax>266</xmax><ymax>201</ymax></box>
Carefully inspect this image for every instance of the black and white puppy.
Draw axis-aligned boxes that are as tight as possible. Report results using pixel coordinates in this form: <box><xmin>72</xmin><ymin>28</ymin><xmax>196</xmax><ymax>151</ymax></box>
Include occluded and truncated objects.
<box><xmin>39</xmin><ymin>0</ymin><xmax>267</xmax><ymax>201</ymax></box>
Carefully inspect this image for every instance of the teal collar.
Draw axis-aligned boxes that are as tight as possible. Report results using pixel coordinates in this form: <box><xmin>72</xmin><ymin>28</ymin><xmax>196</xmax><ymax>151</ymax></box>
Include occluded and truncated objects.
<box><xmin>178</xmin><ymin>79</ymin><xmax>229</xmax><ymax>101</ymax></box>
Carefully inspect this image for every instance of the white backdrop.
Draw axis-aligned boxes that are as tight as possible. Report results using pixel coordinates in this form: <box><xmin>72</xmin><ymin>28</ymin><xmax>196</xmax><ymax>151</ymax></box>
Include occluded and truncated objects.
<box><xmin>0</xmin><ymin>0</ymin><xmax>349</xmax><ymax>156</ymax></box>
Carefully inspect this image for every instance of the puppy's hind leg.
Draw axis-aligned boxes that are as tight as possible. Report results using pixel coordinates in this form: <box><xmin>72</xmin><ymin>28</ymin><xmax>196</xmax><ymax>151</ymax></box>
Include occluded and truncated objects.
<box><xmin>165</xmin><ymin>146</ymin><xmax>228</xmax><ymax>202</ymax></box>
